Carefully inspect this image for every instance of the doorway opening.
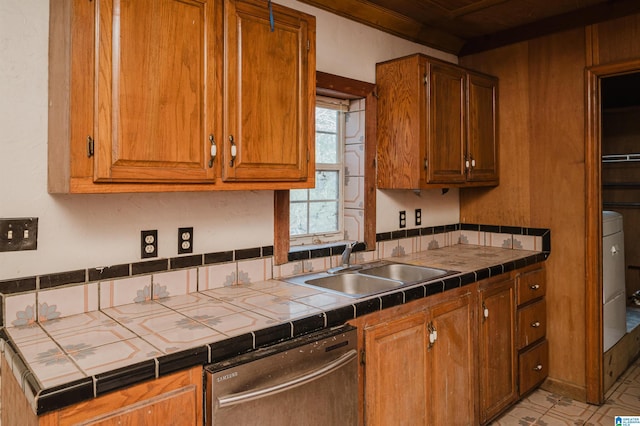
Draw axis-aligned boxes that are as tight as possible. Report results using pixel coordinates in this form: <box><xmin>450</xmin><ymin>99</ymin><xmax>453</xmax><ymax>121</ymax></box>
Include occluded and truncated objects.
<box><xmin>586</xmin><ymin>60</ymin><xmax>640</xmax><ymax>403</ymax></box>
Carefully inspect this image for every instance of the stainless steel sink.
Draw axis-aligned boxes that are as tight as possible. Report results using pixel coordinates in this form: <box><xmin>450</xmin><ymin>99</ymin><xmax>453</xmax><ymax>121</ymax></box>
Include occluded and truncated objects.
<box><xmin>358</xmin><ymin>263</ymin><xmax>451</xmax><ymax>285</ymax></box>
<box><xmin>283</xmin><ymin>262</ymin><xmax>457</xmax><ymax>298</ymax></box>
<box><xmin>284</xmin><ymin>270</ymin><xmax>401</xmax><ymax>298</ymax></box>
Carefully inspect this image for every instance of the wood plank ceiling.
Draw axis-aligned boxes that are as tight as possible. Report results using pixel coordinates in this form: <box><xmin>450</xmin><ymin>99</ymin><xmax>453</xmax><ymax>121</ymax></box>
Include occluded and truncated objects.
<box><xmin>297</xmin><ymin>0</ymin><xmax>640</xmax><ymax>55</ymax></box>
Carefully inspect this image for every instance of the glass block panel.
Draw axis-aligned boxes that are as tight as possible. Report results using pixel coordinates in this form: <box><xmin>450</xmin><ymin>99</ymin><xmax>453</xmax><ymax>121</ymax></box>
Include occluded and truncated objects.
<box><xmin>290</xmin><ymin>203</ymin><xmax>308</xmax><ymax>236</ymax></box>
<box><xmin>316</xmin><ymin>133</ymin><xmax>338</xmax><ymax>164</ymax></box>
<box><xmin>310</xmin><ymin>171</ymin><xmax>338</xmax><ymax>201</ymax></box>
<box><xmin>309</xmin><ymin>201</ymin><xmax>338</xmax><ymax>233</ymax></box>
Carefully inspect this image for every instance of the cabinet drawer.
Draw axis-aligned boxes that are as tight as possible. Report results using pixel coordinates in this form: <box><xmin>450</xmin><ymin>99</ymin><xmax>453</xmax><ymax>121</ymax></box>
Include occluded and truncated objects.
<box><xmin>517</xmin><ymin>300</ymin><xmax>546</xmax><ymax>349</ymax></box>
<box><xmin>517</xmin><ymin>267</ymin><xmax>546</xmax><ymax>306</ymax></box>
<box><xmin>519</xmin><ymin>339</ymin><xmax>548</xmax><ymax>396</ymax></box>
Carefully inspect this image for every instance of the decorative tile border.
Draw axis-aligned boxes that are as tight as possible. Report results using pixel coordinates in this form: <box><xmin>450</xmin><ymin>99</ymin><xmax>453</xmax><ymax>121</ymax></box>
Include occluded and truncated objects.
<box><xmin>0</xmin><ymin>224</ymin><xmax>551</xmax><ymax>328</ymax></box>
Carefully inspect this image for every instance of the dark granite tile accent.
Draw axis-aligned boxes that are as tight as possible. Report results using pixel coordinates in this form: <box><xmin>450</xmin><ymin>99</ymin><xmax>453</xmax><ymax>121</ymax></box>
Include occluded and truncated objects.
<box><xmin>292</xmin><ymin>314</ymin><xmax>325</xmax><ymax>337</ymax></box>
<box><xmin>501</xmin><ymin>225</ymin><xmax>523</xmax><ymax>235</ymax></box>
<box><xmin>502</xmin><ymin>261</ymin><xmax>516</xmax><ymax>273</ymax></box>
<box><xmin>514</xmin><ymin>257</ymin><xmax>528</xmax><ymax>270</ymax></box>
<box><xmin>479</xmin><ymin>224</ymin><xmax>500</xmax><ymax>233</ymax></box>
<box><xmin>444</xmin><ymin>224</ymin><xmax>459</xmax><ymax>232</ymax></box>
<box><xmin>460</xmin><ymin>272</ymin><xmax>476</xmax><ymax>287</ymax></box>
<box><xmin>157</xmin><ymin>345</ymin><xmax>209</xmax><ymax>376</ymax></box>
<box><xmin>443</xmin><ymin>276</ymin><xmax>461</xmax><ymax>291</ymax></box>
<box><xmin>39</xmin><ymin>269</ymin><xmax>86</xmax><ymax>290</ymax></box>
<box><xmin>404</xmin><ymin>285</ymin><xmax>425</xmax><ymax>302</ymax></box>
<box><xmin>537</xmin><ymin>252</ymin><xmax>550</xmax><ymax>263</ymax></box>
<box><xmin>420</xmin><ymin>227</ymin><xmax>435</xmax><ymax>236</ymax></box>
<box><xmin>288</xmin><ymin>250</ymin><xmax>310</xmax><ymax>261</ymax></box>
<box><xmin>331</xmin><ymin>244</ymin><xmax>347</xmax><ymax>256</ymax></box>
<box><xmin>475</xmin><ymin>268</ymin><xmax>491</xmax><ymax>281</ymax></box>
<box><xmin>131</xmin><ymin>259</ymin><xmax>168</xmax><ymax>276</ymax></box>
<box><xmin>88</xmin><ymin>264</ymin><xmax>130</xmax><ymax>282</ymax></box>
<box><xmin>381</xmin><ymin>292</ymin><xmax>404</xmax><ymax>309</ymax></box>
<box><xmin>460</xmin><ymin>223</ymin><xmax>480</xmax><ymax>231</ymax></box>
<box><xmin>376</xmin><ymin>232</ymin><xmax>392</xmax><ymax>242</ymax></box>
<box><xmin>355</xmin><ymin>298</ymin><xmax>380</xmax><ymax>317</ymax></box>
<box><xmin>433</xmin><ymin>225</ymin><xmax>446</xmax><ymax>234</ymax></box>
<box><xmin>254</xmin><ymin>323</ymin><xmax>291</xmax><ymax>348</ymax></box>
<box><xmin>235</xmin><ymin>247</ymin><xmax>261</xmax><ymax>260</ymax></box>
<box><xmin>407</xmin><ymin>228</ymin><xmax>420</xmax><ymax>237</ymax></box>
<box><xmin>0</xmin><ymin>295</ymin><xmax>3</xmax><ymax>327</ymax></box>
<box><xmin>391</xmin><ymin>230</ymin><xmax>407</xmax><ymax>240</ymax></box>
<box><xmin>489</xmin><ymin>264</ymin><xmax>504</xmax><ymax>277</ymax></box>
<box><xmin>210</xmin><ymin>333</ymin><xmax>254</xmax><ymax>363</ymax></box>
<box><xmin>36</xmin><ymin>377</ymin><xmax>94</xmax><ymax>415</ymax></box>
<box><xmin>353</xmin><ymin>241</ymin><xmax>367</xmax><ymax>252</ymax></box>
<box><xmin>204</xmin><ymin>250</ymin><xmax>234</xmax><ymax>264</ymax></box>
<box><xmin>0</xmin><ymin>276</ymin><xmax>36</xmax><ymax>294</ymax></box>
<box><xmin>262</xmin><ymin>245</ymin><xmax>274</xmax><ymax>257</ymax></box>
<box><xmin>527</xmin><ymin>227</ymin><xmax>548</xmax><ymax>237</ymax></box>
<box><xmin>542</xmin><ymin>230</ymin><xmax>551</xmax><ymax>253</ymax></box>
<box><xmin>170</xmin><ymin>254</ymin><xmax>203</xmax><ymax>270</ymax></box>
<box><xmin>426</xmin><ymin>281</ymin><xmax>444</xmax><ymax>296</ymax></box>
<box><xmin>95</xmin><ymin>359</ymin><xmax>156</xmax><ymax>396</ymax></box>
<box><xmin>325</xmin><ymin>305</ymin><xmax>355</xmax><ymax>327</ymax></box>
<box><xmin>310</xmin><ymin>247</ymin><xmax>331</xmax><ymax>259</ymax></box>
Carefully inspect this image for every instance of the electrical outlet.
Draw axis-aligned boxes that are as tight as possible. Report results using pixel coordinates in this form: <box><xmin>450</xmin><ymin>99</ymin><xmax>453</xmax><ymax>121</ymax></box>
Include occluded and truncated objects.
<box><xmin>399</xmin><ymin>211</ymin><xmax>406</xmax><ymax>229</ymax></box>
<box><xmin>178</xmin><ymin>227</ymin><xmax>193</xmax><ymax>254</ymax></box>
<box><xmin>0</xmin><ymin>218</ymin><xmax>38</xmax><ymax>252</ymax></box>
<box><xmin>141</xmin><ymin>230</ymin><xmax>158</xmax><ymax>258</ymax></box>
<box><xmin>415</xmin><ymin>209</ymin><xmax>422</xmax><ymax>226</ymax></box>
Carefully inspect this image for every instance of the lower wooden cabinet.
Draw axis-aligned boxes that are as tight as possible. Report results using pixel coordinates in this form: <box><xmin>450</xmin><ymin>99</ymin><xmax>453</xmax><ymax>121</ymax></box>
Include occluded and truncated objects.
<box><xmin>351</xmin><ymin>263</ymin><xmax>547</xmax><ymax>426</ymax></box>
<box><xmin>2</xmin><ymin>361</ymin><xmax>202</xmax><ymax>426</ymax></box>
<box><xmin>478</xmin><ymin>276</ymin><xmax>517</xmax><ymax>424</ymax></box>
<box><xmin>352</xmin><ymin>286</ymin><xmax>476</xmax><ymax>425</ymax></box>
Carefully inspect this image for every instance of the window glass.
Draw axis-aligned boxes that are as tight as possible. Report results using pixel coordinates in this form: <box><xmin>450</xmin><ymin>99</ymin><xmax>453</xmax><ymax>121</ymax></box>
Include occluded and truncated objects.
<box><xmin>290</xmin><ymin>99</ymin><xmax>347</xmax><ymax>242</ymax></box>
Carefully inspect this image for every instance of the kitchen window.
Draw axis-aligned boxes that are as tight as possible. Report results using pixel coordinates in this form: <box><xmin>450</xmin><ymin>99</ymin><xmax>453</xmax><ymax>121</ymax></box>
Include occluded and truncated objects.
<box><xmin>290</xmin><ymin>97</ymin><xmax>349</xmax><ymax>245</ymax></box>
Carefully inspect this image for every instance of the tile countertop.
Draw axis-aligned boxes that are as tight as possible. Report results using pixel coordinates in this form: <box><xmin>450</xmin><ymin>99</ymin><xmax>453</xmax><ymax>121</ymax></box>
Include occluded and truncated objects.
<box><xmin>0</xmin><ymin>244</ymin><xmax>548</xmax><ymax>415</ymax></box>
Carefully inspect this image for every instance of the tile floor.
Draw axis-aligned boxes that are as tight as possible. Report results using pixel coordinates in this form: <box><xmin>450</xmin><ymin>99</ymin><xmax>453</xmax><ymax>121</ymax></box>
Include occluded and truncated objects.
<box><xmin>492</xmin><ymin>356</ymin><xmax>640</xmax><ymax>425</ymax></box>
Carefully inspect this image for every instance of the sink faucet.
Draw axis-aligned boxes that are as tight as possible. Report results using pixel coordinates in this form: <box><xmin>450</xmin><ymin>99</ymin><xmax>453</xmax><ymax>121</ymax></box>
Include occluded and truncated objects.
<box><xmin>328</xmin><ymin>242</ymin><xmax>361</xmax><ymax>274</ymax></box>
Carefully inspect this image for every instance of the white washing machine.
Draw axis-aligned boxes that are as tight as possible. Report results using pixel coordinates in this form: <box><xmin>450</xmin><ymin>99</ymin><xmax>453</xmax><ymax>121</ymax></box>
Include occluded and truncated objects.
<box><xmin>603</xmin><ymin>211</ymin><xmax>627</xmax><ymax>352</ymax></box>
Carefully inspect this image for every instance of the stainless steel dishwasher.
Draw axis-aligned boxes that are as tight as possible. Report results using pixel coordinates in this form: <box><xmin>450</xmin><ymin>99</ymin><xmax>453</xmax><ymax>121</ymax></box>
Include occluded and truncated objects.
<box><xmin>205</xmin><ymin>325</ymin><xmax>358</xmax><ymax>426</ymax></box>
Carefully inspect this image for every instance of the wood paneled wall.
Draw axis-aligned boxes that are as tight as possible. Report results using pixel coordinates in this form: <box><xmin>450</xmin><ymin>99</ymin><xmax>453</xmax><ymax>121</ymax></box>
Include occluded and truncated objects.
<box><xmin>461</xmin><ymin>27</ymin><xmax>589</xmax><ymax>400</ymax></box>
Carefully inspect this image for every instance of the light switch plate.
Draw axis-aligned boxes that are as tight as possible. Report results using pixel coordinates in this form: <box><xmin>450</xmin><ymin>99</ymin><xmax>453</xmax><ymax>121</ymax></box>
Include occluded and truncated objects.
<box><xmin>0</xmin><ymin>218</ymin><xmax>38</xmax><ymax>252</ymax></box>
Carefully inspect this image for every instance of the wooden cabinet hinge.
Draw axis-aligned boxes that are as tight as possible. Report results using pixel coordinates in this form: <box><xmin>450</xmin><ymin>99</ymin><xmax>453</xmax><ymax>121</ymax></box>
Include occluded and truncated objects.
<box><xmin>360</xmin><ymin>349</ymin><xmax>366</xmax><ymax>365</ymax></box>
<box><xmin>307</xmin><ymin>39</ymin><xmax>310</xmax><ymax>51</ymax></box>
<box><xmin>87</xmin><ymin>136</ymin><xmax>94</xmax><ymax>157</ymax></box>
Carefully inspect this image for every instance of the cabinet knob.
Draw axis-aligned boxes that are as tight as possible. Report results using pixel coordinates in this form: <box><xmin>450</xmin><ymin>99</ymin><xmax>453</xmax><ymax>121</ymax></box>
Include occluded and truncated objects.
<box><xmin>533</xmin><ymin>364</ymin><xmax>543</xmax><ymax>371</ymax></box>
<box><xmin>531</xmin><ymin>321</ymin><xmax>541</xmax><ymax>328</ymax></box>
<box><xmin>530</xmin><ymin>284</ymin><xmax>540</xmax><ymax>290</ymax></box>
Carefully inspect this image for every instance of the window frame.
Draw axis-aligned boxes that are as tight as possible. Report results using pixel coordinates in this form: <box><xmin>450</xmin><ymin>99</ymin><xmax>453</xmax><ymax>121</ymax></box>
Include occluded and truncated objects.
<box><xmin>290</xmin><ymin>97</ymin><xmax>349</xmax><ymax>245</ymax></box>
<box><xmin>273</xmin><ymin>72</ymin><xmax>376</xmax><ymax>265</ymax></box>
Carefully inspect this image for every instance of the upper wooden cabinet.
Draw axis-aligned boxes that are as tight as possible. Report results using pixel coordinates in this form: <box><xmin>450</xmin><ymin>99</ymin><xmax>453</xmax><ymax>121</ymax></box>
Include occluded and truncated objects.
<box><xmin>376</xmin><ymin>54</ymin><xmax>498</xmax><ymax>189</ymax></box>
<box><xmin>48</xmin><ymin>0</ymin><xmax>315</xmax><ymax>193</ymax></box>
<box><xmin>223</xmin><ymin>0</ymin><xmax>314</xmax><ymax>182</ymax></box>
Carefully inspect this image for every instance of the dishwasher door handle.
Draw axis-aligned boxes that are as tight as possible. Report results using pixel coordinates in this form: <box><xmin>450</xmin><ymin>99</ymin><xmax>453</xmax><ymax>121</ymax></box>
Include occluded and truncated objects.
<box><xmin>217</xmin><ymin>349</ymin><xmax>357</xmax><ymax>408</ymax></box>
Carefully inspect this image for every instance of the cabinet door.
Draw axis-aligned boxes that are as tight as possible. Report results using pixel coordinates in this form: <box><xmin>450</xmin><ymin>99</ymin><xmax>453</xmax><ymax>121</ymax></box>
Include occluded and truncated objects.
<box><xmin>429</xmin><ymin>293</ymin><xmax>477</xmax><ymax>425</ymax></box>
<box><xmin>364</xmin><ymin>311</ymin><xmax>429</xmax><ymax>426</ymax></box>
<box><xmin>467</xmin><ymin>73</ymin><xmax>498</xmax><ymax>183</ymax></box>
<box><xmin>223</xmin><ymin>0</ymin><xmax>315</xmax><ymax>182</ymax></box>
<box><xmin>478</xmin><ymin>278</ymin><xmax>517</xmax><ymax>424</ymax></box>
<box><xmin>425</xmin><ymin>61</ymin><xmax>466</xmax><ymax>184</ymax></box>
<box><xmin>94</xmin><ymin>0</ymin><xmax>219</xmax><ymax>183</ymax></box>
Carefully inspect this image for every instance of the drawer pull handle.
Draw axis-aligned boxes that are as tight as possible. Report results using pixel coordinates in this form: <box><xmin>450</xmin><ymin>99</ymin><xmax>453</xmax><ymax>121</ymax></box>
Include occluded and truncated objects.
<box><xmin>531</xmin><ymin>321</ymin><xmax>541</xmax><ymax>328</ymax></box>
<box><xmin>530</xmin><ymin>284</ymin><xmax>540</xmax><ymax>290</ymax></box>
<box><xmin>533</xmin><ymin>364</ymin><xmax>543</xmax><ymax>371</ymax></box>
